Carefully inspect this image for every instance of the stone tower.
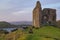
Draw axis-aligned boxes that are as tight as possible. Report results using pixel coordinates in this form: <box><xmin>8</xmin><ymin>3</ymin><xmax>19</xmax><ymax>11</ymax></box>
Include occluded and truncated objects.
<box><xmin>33</xmin><ymin>1</ymin><xmax>56</xmax><ymax>27</ymax></box>
<box><xmin>42</xmin><ymin>8</ymin><xmax>56</xmax><ymax>25</ymax></box>
<box><xmin>33</xmin><ymin>1</ymin><xmax>42</xmax><ymax>28</ymax></box>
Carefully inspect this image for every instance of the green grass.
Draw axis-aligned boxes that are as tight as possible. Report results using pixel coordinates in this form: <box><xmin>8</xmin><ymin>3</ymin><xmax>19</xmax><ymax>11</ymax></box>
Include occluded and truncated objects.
<box><xmin>0</xmin><ymin>26</ymin><xmax>60</xmax><ymax>40</ymax></box>
<box><xmin>26</xmin><ymin>26</ymin><xmax>60</xmax><ymax>40</ymax></box>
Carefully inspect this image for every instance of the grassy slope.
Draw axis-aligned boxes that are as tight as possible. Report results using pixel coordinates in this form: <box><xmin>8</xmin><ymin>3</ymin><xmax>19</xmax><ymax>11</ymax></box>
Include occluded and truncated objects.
<box><xmin>26</xmin><ymin>26</ymin><xmax>60</xmax><ymax>40</ymax></box>
<box><xmin>0</xmin><ymin>26</ymin><xmax>60</xmax><ymax>40</ymax></box>
<box><xmin>0</xmin><ymin>29</ymin><xmax>27</xmax><ymax>40</ymax></box>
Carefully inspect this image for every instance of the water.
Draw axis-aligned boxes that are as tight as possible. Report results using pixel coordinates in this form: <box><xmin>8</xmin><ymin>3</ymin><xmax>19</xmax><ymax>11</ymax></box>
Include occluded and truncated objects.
<box><xmin>0</xmin><ymin>28</ymin><xmax>17</xmax><ymax>32</ymax></box>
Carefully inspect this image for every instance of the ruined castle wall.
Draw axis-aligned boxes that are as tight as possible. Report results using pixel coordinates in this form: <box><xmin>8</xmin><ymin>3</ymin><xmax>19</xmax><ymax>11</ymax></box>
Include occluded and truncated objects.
<box><xmin>33</xmin><ymin>1</ymin><xmax>56</xmax><ymax>27</ymax></box>
<box><xmin>33</xmin><ymin>1</ymin><xmax>42</xmax><ymax>28</ymax></box>
<box><xmin>42</xmin><ymin>8</ymin><xmax>56</xmax><ymax>25</ymax></box>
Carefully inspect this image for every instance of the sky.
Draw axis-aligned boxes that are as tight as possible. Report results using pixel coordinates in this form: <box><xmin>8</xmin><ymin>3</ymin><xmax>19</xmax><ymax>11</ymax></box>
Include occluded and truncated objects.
<box><xmin>0</xmin><ymin>0</ymin><xmax>60</xmax><ymax>22</ymax></box>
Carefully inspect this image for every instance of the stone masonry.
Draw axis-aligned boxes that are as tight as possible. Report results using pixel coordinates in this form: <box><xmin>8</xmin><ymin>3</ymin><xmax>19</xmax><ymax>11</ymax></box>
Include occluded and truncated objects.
<box><xmin>33</xmin><ymin>1</ymin><xmax>56</xmax><ymax>28</ymax></box>
<box><xmin>33</xmin><ymin>1</ymin><xmax>42</xmax><ymax>28</ymax></box>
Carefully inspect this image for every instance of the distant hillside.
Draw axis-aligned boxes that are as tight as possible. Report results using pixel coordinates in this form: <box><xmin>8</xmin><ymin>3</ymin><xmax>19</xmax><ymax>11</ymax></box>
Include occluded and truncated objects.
<box><xmin>9</xmin><ymin>21</ymin><xmax>32</xmax><ymax>25</ymax></box>
<box><xmin>0</xmin><ymin>21</ymin><xmax>16</xmax><ymax>28</ymax></box>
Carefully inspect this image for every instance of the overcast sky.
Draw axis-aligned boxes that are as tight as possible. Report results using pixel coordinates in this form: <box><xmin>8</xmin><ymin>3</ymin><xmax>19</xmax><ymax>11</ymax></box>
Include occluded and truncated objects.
<box><xmin>0</xmin><ymin>0</ymin><xmax>60</xmax><ymax>22</ymax></box>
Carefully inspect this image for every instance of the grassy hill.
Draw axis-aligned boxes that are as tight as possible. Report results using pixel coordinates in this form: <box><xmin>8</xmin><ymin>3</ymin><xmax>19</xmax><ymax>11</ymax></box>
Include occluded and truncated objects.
<box><xmin>0</xmin><ymin>21</ymin><xmax>18</xmax><ymax>28</ymax></box>
<box><xmin>0</xmin><ymin>26</ymin><xmax>60</xmax><ymax>40</ymax></box>
<box><xmin>26</xmin><ymin>26</ymin><xmax>60</xmax><ymax>40</ymax></box>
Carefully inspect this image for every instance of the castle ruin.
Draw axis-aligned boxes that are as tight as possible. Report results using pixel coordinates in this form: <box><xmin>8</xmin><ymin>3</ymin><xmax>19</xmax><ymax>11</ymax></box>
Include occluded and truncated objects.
<box><xmin>33</xmin><ymin>1</ymin><xmax>56</xmax><ymax>28</ymax></box>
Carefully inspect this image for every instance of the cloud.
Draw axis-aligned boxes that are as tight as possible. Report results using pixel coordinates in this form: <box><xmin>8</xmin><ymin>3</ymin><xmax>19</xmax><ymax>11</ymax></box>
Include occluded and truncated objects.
<box><xmin>0</xmin><ymin>0</ymin><xmax>34</xmax><ymax>22</ymax></box>
<box><xmin>42</xmin><ymin>2</ymin><xmax>60</xmax><ymax>9</ymax></box>
<box><xmin>0</xmin><ymin>0</ymin><xmax>12</xmax><ymax>10</ymax></box>
<box><xmin>0</xmin><ymin>0</ymin><xmax>60</xmax><ymax>21</ymax></box>
<box><xmin>12</xmin><ymin>8</ymin><xmax>32</xmax><ymax>16</ymax></box>
<box><xmin>7</xmin><ymin>7</ymin><xmax>33</xmax><ymax>21</ymax></box>
<box><xmin>12</xmin><ymin>11</ymin><xmax>29</xmax><ymax>16</ymax></box>
<box><xmin>56</xmin><ymin>9</ymin><xmax>60</xmax><ymax>20</ymax></box>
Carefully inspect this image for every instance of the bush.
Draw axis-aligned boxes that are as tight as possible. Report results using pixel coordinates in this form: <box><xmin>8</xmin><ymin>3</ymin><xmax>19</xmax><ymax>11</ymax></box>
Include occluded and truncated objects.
<box><xmin>29</xmin><ymin>28</ymin><xmax>33</xmax><ymax>33</ymax></box>
<box><xmin>11</xmin><ymin>28</ymin><xmax>18</xmax><ymax>32</ymax></box>
<box><xmin>0</xmin><ymin>30</ymin><xmax>9</xmax><ymax>34</ymax></box>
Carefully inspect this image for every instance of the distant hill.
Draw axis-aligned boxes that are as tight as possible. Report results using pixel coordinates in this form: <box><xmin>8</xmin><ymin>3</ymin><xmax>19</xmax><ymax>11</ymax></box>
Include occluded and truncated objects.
<box><xmin>9</xmin><ymin>21</ymin><xmax>32</xmax><ymax>25</ymax></box>
<box><xmin>0</xmin><ymin>21</ymin><xmax>16</xmax><ymax>28</ymax></box>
